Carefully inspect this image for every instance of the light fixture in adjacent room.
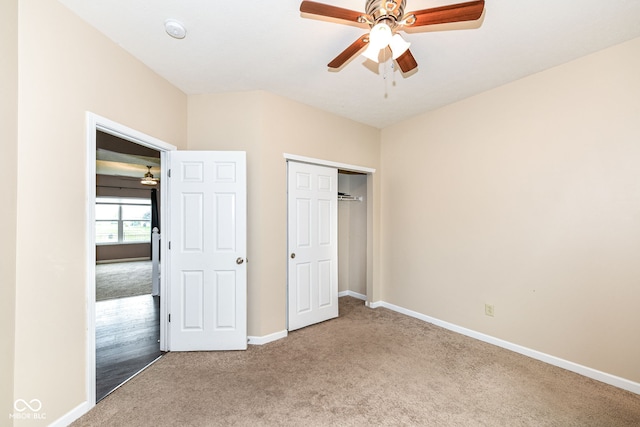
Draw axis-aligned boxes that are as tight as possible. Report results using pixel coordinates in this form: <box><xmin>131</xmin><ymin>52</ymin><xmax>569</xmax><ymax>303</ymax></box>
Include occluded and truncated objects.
<box><xmin>141</xmin><ymin>166</ymin><xmax>158</xmax><ymax>186</ymax></box>
<box><xmin>165</xmin><ymin>19</ymin><xmax>186</xmax><ymax>39</ymax></box>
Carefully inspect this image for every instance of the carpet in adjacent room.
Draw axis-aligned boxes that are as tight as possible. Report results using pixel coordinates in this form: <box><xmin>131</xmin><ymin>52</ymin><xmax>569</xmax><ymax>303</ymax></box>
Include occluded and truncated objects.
<box><xmin>95</xmin><ymin>260</ymin><xmax>152</xmax><ymax>301</ymax></box>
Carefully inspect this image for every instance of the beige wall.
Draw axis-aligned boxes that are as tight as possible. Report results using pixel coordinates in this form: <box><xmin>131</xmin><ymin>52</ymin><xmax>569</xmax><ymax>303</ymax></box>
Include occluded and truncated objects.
<box><xmin>188</xmin><ymin>91</ymin><xmax>380</xmax><ymax>336</ymax></box>
<box><xmin>13</xmin><ymin>0</ymin><xmax>187</xmax><ymax>424</ymax></box>
<box><xmin>1</xmin><ymin>0</ymin><xmax>18</xmax><ymax>424</ymax></box>
<box><xmin>380</xmin><ymin>37</ymin><xmax>640</xmax><ymax>383</ymax></box>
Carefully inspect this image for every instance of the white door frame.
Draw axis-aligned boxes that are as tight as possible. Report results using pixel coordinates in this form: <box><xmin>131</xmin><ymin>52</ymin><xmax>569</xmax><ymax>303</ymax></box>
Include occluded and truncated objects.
<box><xmin>283</xmin><ymin>153</ymin><xmax>376</xmax><ymax>315</ymax></box>
<box><xmin>85</xmin><ymin>112</ymin><xmax>176</xmax><ymax>408</ymax></box>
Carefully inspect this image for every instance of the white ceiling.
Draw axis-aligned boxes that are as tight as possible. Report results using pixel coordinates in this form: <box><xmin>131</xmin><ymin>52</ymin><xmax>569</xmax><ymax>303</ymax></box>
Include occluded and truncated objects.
<box><xmin>57</xmin><ymin>0</ymin><xmax>640</xmax><ymax>129</ymax></box>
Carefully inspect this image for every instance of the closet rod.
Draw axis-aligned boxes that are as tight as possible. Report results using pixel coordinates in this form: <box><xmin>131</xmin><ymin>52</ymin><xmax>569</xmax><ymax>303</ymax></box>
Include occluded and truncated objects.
<box><xmin>338</xmin><ymin>195</ymin><xmax>363</xmax><ymax>202</ymax></box>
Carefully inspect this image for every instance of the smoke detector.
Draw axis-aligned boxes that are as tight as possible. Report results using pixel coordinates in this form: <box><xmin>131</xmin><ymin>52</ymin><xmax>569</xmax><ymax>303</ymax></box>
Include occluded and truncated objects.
<box><xmin>165</xmin><ymin>19</ymin><xmax>186</xmax><ymax>39</ymax></box>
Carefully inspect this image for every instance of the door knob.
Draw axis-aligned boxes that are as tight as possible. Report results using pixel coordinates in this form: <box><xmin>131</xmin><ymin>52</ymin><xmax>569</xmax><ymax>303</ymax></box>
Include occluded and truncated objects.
<box><xmin>290</xmin><ymin>253</ymin><xmax>296</xmax><ymax>259</ymax></box>
<box><xmin>236</xmin><ymin>257</ymin><xmax>244</xmax><ymax>265</ymax></box>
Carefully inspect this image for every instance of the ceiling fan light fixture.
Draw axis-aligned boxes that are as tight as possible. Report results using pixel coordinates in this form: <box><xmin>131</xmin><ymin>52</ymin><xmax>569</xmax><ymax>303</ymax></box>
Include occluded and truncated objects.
<box><xmin>362</xmin><ymin>44</ymin><xmax>381</xmax><ymax>62</ymax></box>
<box><xmin>141</xmin><ymin>166</ymin><xmax>158</xmax><ymax>186</ymax></box>
<box><xmin>368</xmin><ymin>21</ymin><xmax>393</xmax><ymax>49</ymax></box>
<box><xmin>389</xmin><ymin>33</ymin><xmax>411</xmax><ymax>59</ymax></box>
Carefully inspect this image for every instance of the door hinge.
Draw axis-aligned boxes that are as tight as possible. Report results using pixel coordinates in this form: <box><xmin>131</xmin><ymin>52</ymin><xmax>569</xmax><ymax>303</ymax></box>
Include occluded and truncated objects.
<box><xmin>168</xmin><ymin>169</ymin><xmax>171</xmax><ymax>178</ymax></box>
<box><xmin>168</xmin><ymin>241</ymin><xmax>171</xmax><ymax>250</ymax></box>
<box><xmin>168</xmin><ymin>314</ymin><xmax>171</xmax><ymax>322</ymax></box>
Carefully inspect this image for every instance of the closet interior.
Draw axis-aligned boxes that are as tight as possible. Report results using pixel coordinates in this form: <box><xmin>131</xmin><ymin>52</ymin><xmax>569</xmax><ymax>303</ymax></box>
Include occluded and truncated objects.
<box><xmin>337</xmin><ymin>171</ymin><xmax>368</xmax><ymax>299</ymax></box>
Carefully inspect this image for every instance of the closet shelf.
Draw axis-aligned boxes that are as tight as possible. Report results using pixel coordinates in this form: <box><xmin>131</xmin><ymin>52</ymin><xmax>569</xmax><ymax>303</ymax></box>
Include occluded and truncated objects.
<box><xmin>338</xmin><ymin>193</ymin><xmax>363</xmax><ymax>202</ymax></box>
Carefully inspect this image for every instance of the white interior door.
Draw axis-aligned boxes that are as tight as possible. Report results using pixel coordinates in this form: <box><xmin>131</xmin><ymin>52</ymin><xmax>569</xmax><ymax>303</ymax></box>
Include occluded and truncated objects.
<box><xmin>287</xmin><ymin>161</ymin><xmax>338</xmax><ymax>331</ymax></box>
<box><xmin>168</xmin><ymin>151</ymin><xmax>247</xmax><ymax>351</ymax></box>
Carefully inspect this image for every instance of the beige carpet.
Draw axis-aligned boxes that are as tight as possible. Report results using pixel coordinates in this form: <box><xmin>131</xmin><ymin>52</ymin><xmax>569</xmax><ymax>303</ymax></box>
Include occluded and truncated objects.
<box><xmin>95</xmin><ymin>261</ymin><xmax>152</xmax><ymax>301</ymax></box>
<box><xmin>73</xmin><ymin>297</ymin><xmax>640</xmax><ymax>426</ymax></box>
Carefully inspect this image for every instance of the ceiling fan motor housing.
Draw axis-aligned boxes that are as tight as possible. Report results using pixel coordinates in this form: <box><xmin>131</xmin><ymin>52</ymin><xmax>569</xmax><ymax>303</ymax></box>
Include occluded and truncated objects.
<box><xmin>365</xmin><ymin>0</ymin><xmax>406</xmax><ymax>28</ymax></box>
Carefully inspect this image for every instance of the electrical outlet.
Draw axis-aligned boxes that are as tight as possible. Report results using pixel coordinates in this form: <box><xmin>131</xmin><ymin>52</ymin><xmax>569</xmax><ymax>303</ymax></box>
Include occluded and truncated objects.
<box><xmin>485</xmin><ymin>304</ymin><xmax>495</xmax><ymax>317</ymax></box>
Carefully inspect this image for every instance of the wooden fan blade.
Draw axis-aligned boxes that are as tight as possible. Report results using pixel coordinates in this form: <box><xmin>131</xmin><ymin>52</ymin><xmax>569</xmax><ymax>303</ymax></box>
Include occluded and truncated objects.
<box><xmin>407</xmin><ymin>0</ymin><xmax>484</xmax><ymax>27</ymax></box>
<box><xmin>395</xmin><ymin>49</ymin><xmax>418</xmax><ymax>73</ymax></box>
<box><xmin>328</xmin><ymin>35</ymin><xmax>369</xmax><ymax>69</ymax></box>
<box><xmin>300</xmin><ymin>1</ymin><xmax>363</xmax><ymax>24</ymax></box>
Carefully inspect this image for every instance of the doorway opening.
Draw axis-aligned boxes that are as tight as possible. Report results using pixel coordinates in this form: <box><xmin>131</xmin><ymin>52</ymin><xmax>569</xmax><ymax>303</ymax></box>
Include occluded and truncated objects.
<box><xmin>95</xmin><ymin>131</ymin><xmax>162</xmax><ymax>401</ymax></box>
<box><xmin>85</xmin><ymin>112</ymin><xmax>176</xmax><ymax>409</ymax></box>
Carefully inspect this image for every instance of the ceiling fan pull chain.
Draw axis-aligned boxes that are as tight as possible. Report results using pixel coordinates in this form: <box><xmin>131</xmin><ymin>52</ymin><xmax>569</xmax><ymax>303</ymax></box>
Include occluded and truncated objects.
<box><xmin>391</xmin><ymin>61</ymin><xmax>397</xmax><ymax>88</ymax></box>
<box><xmin>383</xmin><ymin>49</ymin><xmax>389</xmax><ymax>99</ymax></box>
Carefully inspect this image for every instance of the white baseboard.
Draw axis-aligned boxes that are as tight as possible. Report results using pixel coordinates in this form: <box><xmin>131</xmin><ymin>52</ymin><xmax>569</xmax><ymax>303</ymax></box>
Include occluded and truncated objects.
<box><xmin>250</xmin><ymin>293</ymin><xmax>367</xmax><ymax>345</ymax></box>
<box><xmin>248</xmin><ymin>330</ymin><xmax>288</xmax><ymax>345</ymax></box>
<box><xmin>49</xmin><ymin>401</ymin><xmax>91</xmax><ymax>427</ymax></box>
<box><xmin>338</xmin><ymin>290</ymin><xmax>367</xmax><ymax>301</ymax></box>
<box><xmin>377</xmin><ymin>300</ymin><xmax>640</xmax><ymax>395</ymax></box>
<box><xmin>250</xmin><ymin>292</ymin><xmax>367</xmax><ymax>345</ymax></box>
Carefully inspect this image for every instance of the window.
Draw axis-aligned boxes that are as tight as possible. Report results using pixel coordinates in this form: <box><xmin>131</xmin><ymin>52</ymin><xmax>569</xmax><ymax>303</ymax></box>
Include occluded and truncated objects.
<box><xmin>96</xmin><ymin>198</ymin><xmax>152</xmax><ymax>244</ymax></box>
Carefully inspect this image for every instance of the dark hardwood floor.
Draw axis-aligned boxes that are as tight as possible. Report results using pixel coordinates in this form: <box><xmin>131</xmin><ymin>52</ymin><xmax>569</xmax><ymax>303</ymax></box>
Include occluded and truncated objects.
<box><xmin>96</xmin><ymin>294</ymin><xmax>163</xmax><ymax>402</ymax></box>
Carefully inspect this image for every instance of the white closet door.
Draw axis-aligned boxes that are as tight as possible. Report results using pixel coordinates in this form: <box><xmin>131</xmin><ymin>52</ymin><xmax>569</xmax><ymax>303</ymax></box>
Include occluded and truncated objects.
<box><xmin>287</xmin><ymin>161</ymin><xmax>338</xmax><ymax>331</ymax></box>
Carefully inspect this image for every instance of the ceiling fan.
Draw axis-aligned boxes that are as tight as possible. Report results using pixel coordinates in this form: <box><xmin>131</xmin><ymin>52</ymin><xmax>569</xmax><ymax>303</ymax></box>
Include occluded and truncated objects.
<box><xmin>300</xmin><ymin>0</ymin><xmax>485</xmax><ymax>73</ymax></box>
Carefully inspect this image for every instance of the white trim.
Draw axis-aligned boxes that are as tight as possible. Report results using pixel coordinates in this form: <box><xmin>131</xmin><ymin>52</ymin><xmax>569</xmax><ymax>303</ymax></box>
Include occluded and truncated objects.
<box><xmin>85</xmin><ymin>112</ymin><xmax>176</xmax><ymax>423</ymax></box>
<box><xmin>366</xmin><ymin>300</ymin><xmax>384</xmax><ymax>309</ymax></box>
<box><xmin>49</xmin><ymin>401</ymin><xmax>92</xmax><ymax>427</ymax></box>
<box><xmin>338</xmin><ymin>290</ymin><xmax>367</xmax><ymax>301</ymax></box>
<box><xmin>283</xmin><ymin>153</ymin><xmax>376</xmax><ymax>174</ymax></box>
<box><xmin>376</xmin><ymin>300</ymin><xmax>640</xmax><ymax>395</ymax></box>
<box><xmin>85</xmin><ymin>113</ymin><xmax>98</xmax><ymax>409</ymax></box>
<box><xmin>92</xmin><ymin>114</ymin><xmax>176</xmax><ymax>152</ymax></box>
<box><xmin>248</xmin><ymin>330</ymin><xmax>288</xmax><ymax>345</ymax></box>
